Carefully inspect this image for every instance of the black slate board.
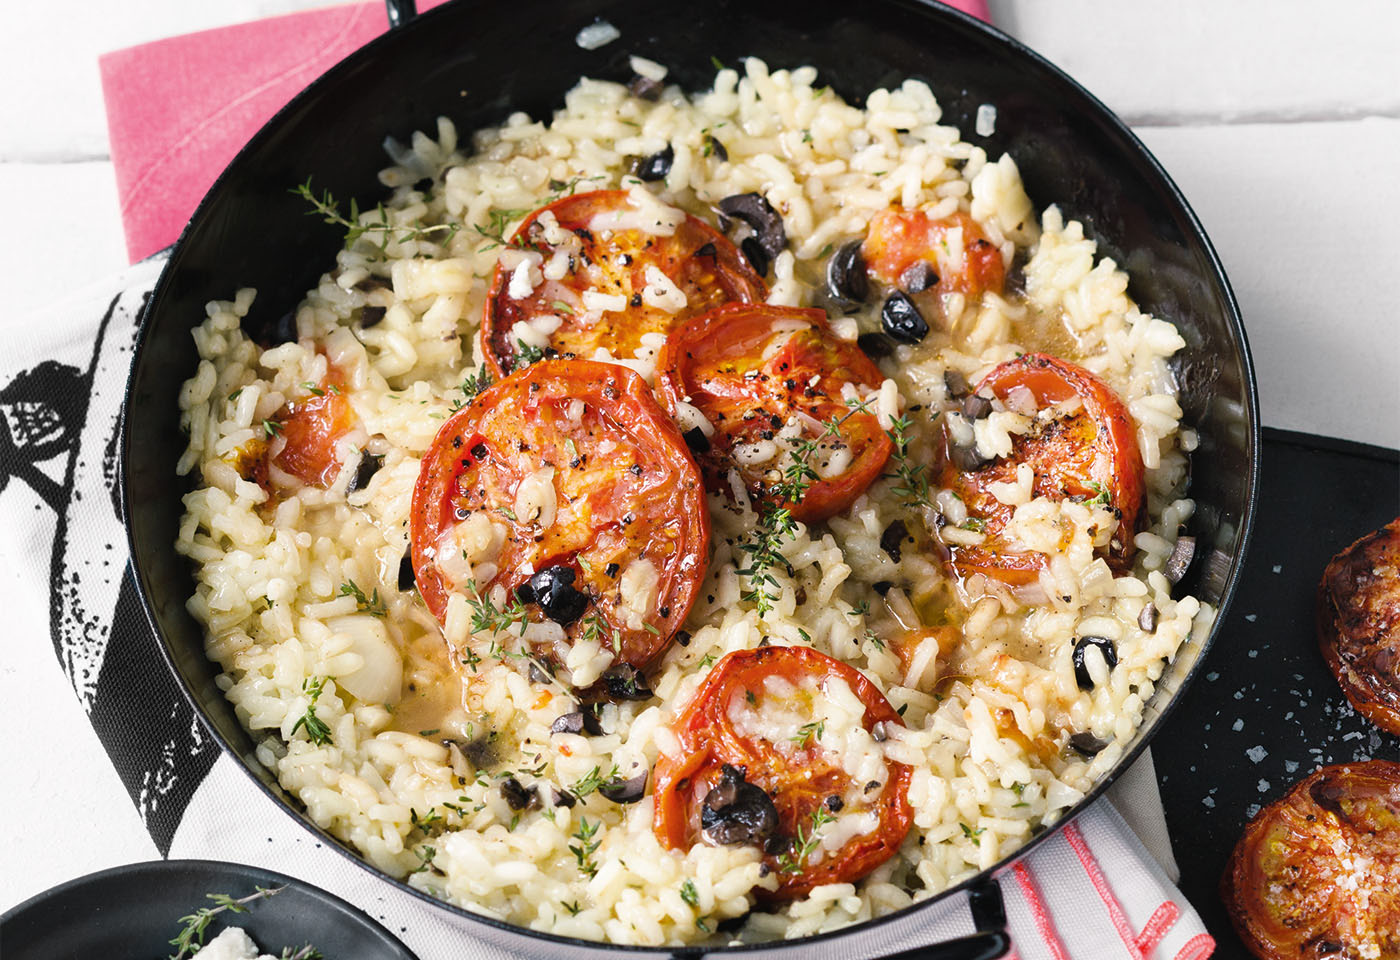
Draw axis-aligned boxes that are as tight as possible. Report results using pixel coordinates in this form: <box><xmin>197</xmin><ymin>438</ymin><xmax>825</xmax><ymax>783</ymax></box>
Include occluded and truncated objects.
<box><xmin>1154</xmin><ymin>427</ymin><xmax>1400</xmax><ymax>956</ymax></box>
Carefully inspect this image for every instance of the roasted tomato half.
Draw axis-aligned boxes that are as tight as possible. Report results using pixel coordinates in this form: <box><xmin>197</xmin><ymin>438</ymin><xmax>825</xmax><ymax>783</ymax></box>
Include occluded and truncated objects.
<box><xmin>655</xmin><ymin>304</ymin><xmax>892</xmax><ymax>523</ymax></box>
<box><xmin>863</xmin><ymin>208</ymin><xmax>1005</xmax><ymax>298</ymax></box>
<box><xmin>652</xmin><ymin>645</ymin><xmax>912</xmax><ymax>900</ymax></box>
<box><xmin>1222</xmin><ymin>761</ymin><xmax>1400</xmax><ymax>960</ymax></box>
<box><xmin>1318</xmin><ymin>518</ymin><xmax>1400</xmax><ymax>735</ymax></box>
<box><xmin>410</xmin><ymin>359</ymin><xmax>710</xmax><ymax>670</ymax></box>
<box><xmin>939</xmin><ymin>353</ymin><xmax>1144</xmax><ymax>585</ymax></box>
<box><xmin>481</xmin><ymin>189</ymin><xmax>766</xmax><ymax>377</ymax></box>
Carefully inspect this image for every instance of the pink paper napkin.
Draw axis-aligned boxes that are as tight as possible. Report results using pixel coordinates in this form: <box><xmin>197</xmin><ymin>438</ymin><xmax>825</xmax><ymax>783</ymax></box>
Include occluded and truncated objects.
<box><xmin>98</xmin><ymin>0</ymin><xmax>989</xmax><ymax>263</ymax></box>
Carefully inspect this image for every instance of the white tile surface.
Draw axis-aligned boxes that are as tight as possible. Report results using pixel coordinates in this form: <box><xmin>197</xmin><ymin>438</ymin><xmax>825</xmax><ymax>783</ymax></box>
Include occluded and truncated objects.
<box><xmin>989</xmin><ymin>0</ymin><xmax>1400</xmax><ymax>124</ymax></box>
<box><xmin>2</xmin><ymin>0</ymin><xmax>1398</xmax><ymax>922</ymax></box>
<box><xmin>1141</xmin><ymin>117</ymin><xmax>1400</xmax><ymax>448</ymax></box>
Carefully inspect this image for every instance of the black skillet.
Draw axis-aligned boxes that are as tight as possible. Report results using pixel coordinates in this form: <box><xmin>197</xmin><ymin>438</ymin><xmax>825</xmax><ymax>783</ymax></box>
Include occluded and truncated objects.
<box><xmin>121</xmin><ymin>0</ymin><xmax>1259</xmax><ymax>956</ymax></box>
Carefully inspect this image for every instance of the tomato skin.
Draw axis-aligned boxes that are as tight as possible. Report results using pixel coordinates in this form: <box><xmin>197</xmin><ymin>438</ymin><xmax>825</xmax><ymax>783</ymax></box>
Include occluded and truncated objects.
<box><xmin>1317</xmin><ymin>519</ymin><xmax>1400</xmax><ymax>735</ymax></box>
<box><xmin>1222</xmin><ymin>761</ymin><xmax>1400</xmax><ymax>960</ymax></box>
<box><xmin>261</xmin><ymin>380</ymin><xmax>356</xmax><ymax>489</ymax></box>
<box><xmin>863</xmin><ymin>209</ymin><xmax>1005</xmax><ymax>298</ymax></box>
<box><xmin>940</xmin><ymin>353</ymin><xmax>1144</xmax><ymax>585</ymax></box>
<box><xmin>410</xmin><ymin>359</ymin><xmax>710</xmax><ymax>669</ymax></box>
<box><xmin>654</xmin><ymin>304</ymin><xmax>893</xmax><ymax>523</ymax></box>
<box><xmin>482</xmin><ymin>189</ymin><xmax>766</xmax><ymax>377</ymax></box>
<box><xmin>652</xmin><ymin>646</ymin><xmax>913</xmax><ymax>900</ymax></box>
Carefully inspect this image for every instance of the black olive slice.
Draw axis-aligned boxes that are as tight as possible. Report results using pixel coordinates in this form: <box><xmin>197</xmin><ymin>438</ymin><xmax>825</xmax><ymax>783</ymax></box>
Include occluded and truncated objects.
<box><xmin>523</xmin><ymin>565</ymin><xmax>588</xmax><ymax>625</ymax></box>
<box><xmin>856</xmin><ymin>332</ymin><xmax>895</xmax><ymax>359</ymax></box>
<box><xmin>551</xmin><ymin>706</ymin><xmax>605</xmax><ymax>736</ymax></box>
<box><xmin>1068</xmin><ymin>732</ymin><xmax>1109</xmax><ymax>756</ymax></box>
<box><xmin>739</xmin><ymin>236</ymin><xmax>769</xmax><ymax>277</ymax></box>
<box><xmin>1138</xmin><ymin>602</ymin><xmax>1159</xmax><ymax>633</ymax></box>
<box><xmin>599</xmin><ymin>770</ymin><xmax>648</xmax><ymax>804</ymax></box>
<box><xmin>682</xmin><ymin>426</ymin><xmax>711</xmax><ymax>454</ymax></box>
<box><xmin>627</xmin><ymin>74</ymin><xmax>663</xmax><ymax>101</ymax></box>
<box><xmin>718</xmin><ymin>193</ymin><xmax>786</xmax><ymax>258</ymax></box>
<box><xmin>880</xmin><ymin>519</ymin><xmax>908</xmax><ymax>562</ymax></box>
<box><xmin>360</xmin><ymin>305</ymin><xmax>387</xmax><ymax>328</ymax></box>
<box><xmin>705</xmin><ymin>135</ymin><xmax>729</xmax><ymax>162</ymax></box>
<box><xmin>826</xmin><ymin>239</ymin><xmax>869</xmax><ymax>306</ymax></box>
<box><xmin>500</xmin><ymin>777</ymin><xmax>539</xmax><ymax>811</ymax></box>
<box><xmin>880</xmin><ymin>292</ymin><xmax>929</xmax><ymax>344</ymax></box>
<box><xmin>397</xmin><ymin>555</ymin><xmax>415</xmax><ymax>590</ymax></box>
<box><xmin>634</xmin><ymin>144</ymin><xmax>674</xmax><ymax>182</ymax></box>
<box><xmin>960</xmin><ymin>394</ymin><xmax>993</xmax><ymax>421</ymax></box>
<box><xmin>601</xmin><ymin>663</ymin><xmax>654</xmax><ymax>701</ymax></box>
<box><xmin>948</xmin><ymin>438</ymin><xmax>992</xmax><ymax>472</ymax></box>
<box><xmin>1164</xmin><ymin>535</ymin><xmax>1196</xmax><ymax>584</ymax></box>
<box><xmin>551</xmin><ymin>787</ymin><xmax>578</xmax><ymax>808</ymax></box>
<box><xmin>898</xmin><ymin>260</ymin><xmax>938</xmax><ymax>294</ymax></box>
<box><xmin>1072</xmin><ymin>635</ymin><xmax>1119</xmax><ymax>690</ymax></box>
<box><xmin>345</xmin><ymin>453</ymin><xmax>383</xmax><ymax>494</ymax></box>
<box><xmin>700</xmin><ymin>764</ymin><xmax>779</xmax><ymax>848</ymax></box>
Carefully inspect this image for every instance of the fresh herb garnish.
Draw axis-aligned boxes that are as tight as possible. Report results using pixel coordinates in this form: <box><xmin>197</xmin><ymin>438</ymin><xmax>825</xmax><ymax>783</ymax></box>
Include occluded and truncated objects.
<box><xmin>680</xmin><ymin>878</ymin><xmax>700</xmax><ymax>906</ymax></box>
<box><xmin>570</xmin><ymin>817</ymin><xmax>603</xmax><ymax>877</ymax></box>
<box><xmin>167</xmin><ymin>886</ymin><xmax>285</xmax><ymax>959</ymax></box>
<box><xmin>776</xmin><ymin>805</ymin><xmax>837</xmax><ymax>874</ymax></box>
<box><xmin>513</xmin><ymin>339</ymin><xmax>546</xmax><ymax>371</ymax></box>
<box><xmin>290</xmin><ymin>677</ymin><xmax>332</xmax><ymax>745</ymax></box>
<box><xmin>884</xmin><ymin>412</ymin><xmax>933</xmax><ymax>508</ymax></box>
<box><xmin>261</xmin><ymin>419</ymin><xmax>283</xmax><ymax>438</ymax></box>
<box><xmin>464</xmin><ymin>579</ymin><xmax>530</xmax><ymax>637</ymax></box>
<box><xmin>339</xmin><ymin>580</ymin><xmax>387</xmax><ymax>616</ymax></box>
<box><xmin>471</xmin><ymin>206</ymin><xmax>532</xmax><ymax>251</ymax></box>
<box><xmin>292</xmin><ymin>178</ymin><xmax>459</xmax><ymax>255</ymax></box>
<box><xmin>790</xmin><ymin>719</ymin><xmax>825</xmax><ymax>747</ymax></box>
<box><xmin>571</xmin><ymin>763</ymin><xmax>621</xmax><ymax>799</ymax></box>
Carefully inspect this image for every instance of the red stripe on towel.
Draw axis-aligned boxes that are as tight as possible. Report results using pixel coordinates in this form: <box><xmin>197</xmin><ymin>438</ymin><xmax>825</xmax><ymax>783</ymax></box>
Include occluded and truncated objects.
<box><xmin>1064</xmin><ymin>820</ymin><xmax>1142</xmax><ymax>957</ymax></box>
<box><xmin>1135</xmin><ymin>900</ymin><xmax>1179</xmax><ymax>955</ymax></box>
<box><xmin>1012</xmin><ymin>862</ymin><xmax>1070</xmax><ymax>960</ymax></box>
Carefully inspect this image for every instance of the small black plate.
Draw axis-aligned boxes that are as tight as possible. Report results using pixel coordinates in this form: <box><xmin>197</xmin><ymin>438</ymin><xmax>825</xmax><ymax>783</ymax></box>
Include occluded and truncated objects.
<box><xmin>0</xmin><ymin>859</ymin><xmax>418</xmax><ymax>960</ymax></box>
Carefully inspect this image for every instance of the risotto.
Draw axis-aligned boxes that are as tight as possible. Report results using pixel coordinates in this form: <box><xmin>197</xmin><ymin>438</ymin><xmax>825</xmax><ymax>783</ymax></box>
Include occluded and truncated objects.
<box><xmin>174</xmin><ymin>57</ymin><xmax>1210</xmax><ymax>945</ymax></box>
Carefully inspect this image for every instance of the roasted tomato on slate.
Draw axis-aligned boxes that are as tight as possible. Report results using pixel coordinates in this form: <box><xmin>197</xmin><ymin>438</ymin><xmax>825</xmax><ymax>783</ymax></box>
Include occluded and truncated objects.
<box><xmin>652</xmin><ymin>645</ymin><xmax>912</xmax><ymax>900</ymax></box>
<box><xmin>481</xmin><ymin>188</ymin><xmax>766</xmax><ymax>377</ymax></box>
<box><xmin>1318</xmin><ymin>518</ymin><xmax>1400</xmax><ymax>735</ymax></box>
<box><xmin>863</xmin><ymin>208</ymin><xmax>1006</xmax><ymax>299</ymax></box>
<box><xmin>410</xmin><ymin>359</ymin><xmax>710</xmax><ymax>671</ymax></box>
<box><xmin>939</xmin><ymin>352</ymin><xmax>1144</xmax><ymax>586</ymax></box>
<box><xmin>1222</xmin><ymin>761</ymin><xmax>1400</xmax><ymax>960</ymax></box>
<box><xmin>654</xmin><ymin>304</ymin><xmax>892</xmax><ymax>523</ymax></box>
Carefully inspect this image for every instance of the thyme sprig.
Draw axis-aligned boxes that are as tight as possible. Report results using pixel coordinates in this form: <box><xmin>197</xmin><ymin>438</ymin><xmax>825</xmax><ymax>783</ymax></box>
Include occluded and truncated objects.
<box><xmin>790</xmin><ymin>719</ymin><xmax>825</xmax><ymax>747</ymax></box>
<box><xmin>571</xmin><ymin>763</ymin><xmax>621</xmax><ymax>799</ymax></box>
<box><xmin>290</xmin><ymin>677</ymin><xmax>332</xmax><ymax>746</ymax></box>
<box><xmin>775</xmin><ymin>805</ymin><xmax>837</xmax><ymax>874</ymax></box>
<box><xmin>883</xmin><ymin>412</ymin><xmax>933</xmax><ymax>509</ymax></box>
<box><xmin>293</xmin><ymin>178</ymin><xmax>459</xmax><ymax>254</ymax></box>
<box><xmin>465</xmin><ymin>579</ymin><xmax>530</xmax><ymax>637</ymax></box>
<box><xmin>450</xmin><ymin>369</ymin><xmax>494</xmax><ymax>411</ymax></box>
<box><xmin>339</xmin><ymin>580</ymin><xmax>387</xmax><ymax>616</ymax></box>
<box><xmin>167</xmin><ymin>886</ymin><xmax>285</xmax><ymax>960</ymax></box>
<box><xmin>570</xmin><ymin>817</ymin><xmax>603</xmax><ymax>877</ymax></box>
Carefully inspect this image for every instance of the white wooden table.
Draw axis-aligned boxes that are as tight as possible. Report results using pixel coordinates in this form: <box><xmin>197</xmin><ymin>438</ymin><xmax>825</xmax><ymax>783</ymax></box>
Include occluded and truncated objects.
<box><xmin>3</xmin><ymin>0</ymin><xmax>1397</xmax><ymax>922</ymax></box>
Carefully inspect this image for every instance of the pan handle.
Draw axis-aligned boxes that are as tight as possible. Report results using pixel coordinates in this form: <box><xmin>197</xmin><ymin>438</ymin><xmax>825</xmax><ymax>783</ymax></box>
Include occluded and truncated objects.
<box><xmin>384</xmin><ymin>0</ymin><xmax>417</xmax><ymax>29</ymax></box>
<box><xmin>867</xmin><ymin>879</ymin><xmax>1011</xmax><ymax>960</ymax></box>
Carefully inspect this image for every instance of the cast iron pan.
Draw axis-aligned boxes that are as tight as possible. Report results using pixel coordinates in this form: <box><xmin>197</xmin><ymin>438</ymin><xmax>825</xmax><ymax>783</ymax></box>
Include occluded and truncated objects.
<box><xmin>121</xmin><ymin>0</ymin><xmax>1259</xmax><ymax>956</ymax></box>
<box><xmin>0</xmin><ymin>859</ymin><xmax>417</xmax><ymax>959</ymax></box>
